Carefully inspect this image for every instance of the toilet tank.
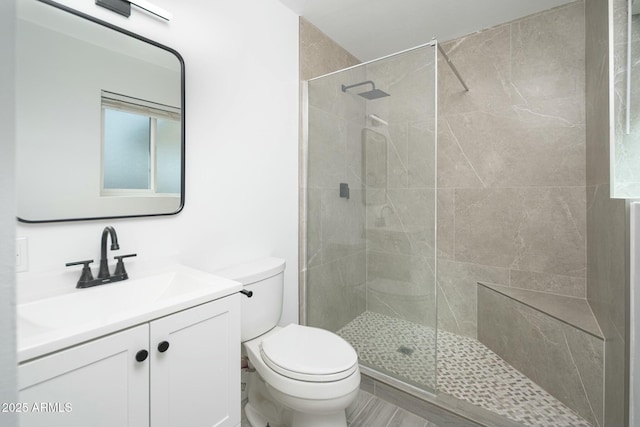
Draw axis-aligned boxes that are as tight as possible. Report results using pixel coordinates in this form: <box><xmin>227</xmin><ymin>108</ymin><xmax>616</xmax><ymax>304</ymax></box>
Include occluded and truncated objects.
<box><xmin>216</xmin><ymin>257</ymin><xmax>285</xmax><ymax>342</ymax></box>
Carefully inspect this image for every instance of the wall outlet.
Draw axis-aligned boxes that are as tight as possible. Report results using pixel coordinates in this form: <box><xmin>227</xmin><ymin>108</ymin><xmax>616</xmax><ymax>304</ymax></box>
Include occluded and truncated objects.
<box><xmin>16</xmin><ymin>237</ymin><xmax>28</xmax><ymax>273</ymax></box>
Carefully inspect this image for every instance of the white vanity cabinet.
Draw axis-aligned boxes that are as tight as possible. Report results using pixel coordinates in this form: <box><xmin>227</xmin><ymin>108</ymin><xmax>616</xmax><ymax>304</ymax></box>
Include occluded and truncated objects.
<box><xmin>18</xmin><ymin>295</ymin><xmax>240</xmax><ymax>427</ymax></box>
<box><xmin>150</xmin><ymin>295</ymin><xmax>240</xmax><ymax>427</ymax></box>
<box><xmin>18</xmin><ymin>324</ymin><xmax>150</xmax><ymax>427</ymax></box>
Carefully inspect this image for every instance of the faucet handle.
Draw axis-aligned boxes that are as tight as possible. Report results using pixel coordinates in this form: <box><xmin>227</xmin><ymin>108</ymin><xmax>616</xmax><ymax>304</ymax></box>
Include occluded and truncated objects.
<box><xmin>65</xmin><ymin>259</ymin><xmax>94</xmax><ymax>267</ymax></box>
<box><xmin>65</xmin><ymin>260</ymin><xmax>95</xmax><ymax>286</ymax></box>
<box><xmin>114</xmin><ymin>253</ymin><xmax>137</xmax><ymax>278</ymax></box>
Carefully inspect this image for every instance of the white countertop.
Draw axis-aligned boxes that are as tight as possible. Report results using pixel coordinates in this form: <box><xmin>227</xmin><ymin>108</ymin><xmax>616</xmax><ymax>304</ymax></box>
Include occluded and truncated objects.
<box><xmin>17</xmin><ymin>263</ymin><xmax>241</xmax><ymax>363</ymax></box>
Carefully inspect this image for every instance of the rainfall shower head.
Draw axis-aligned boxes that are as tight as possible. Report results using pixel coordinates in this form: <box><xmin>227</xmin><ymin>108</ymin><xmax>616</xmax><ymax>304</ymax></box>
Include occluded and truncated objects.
<box><xmin>359</xmin><ymin>89</ymin><xmax>390</xmax><ymax>100</ymax></box>
<box><xmin>341</xmin><ymin>80</ymin><xmax>390</xmax><ymax>100</ymax></box>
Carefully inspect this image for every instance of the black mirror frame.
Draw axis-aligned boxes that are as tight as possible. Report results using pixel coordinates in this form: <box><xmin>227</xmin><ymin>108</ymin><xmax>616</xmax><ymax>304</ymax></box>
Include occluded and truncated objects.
<box><xmin>17</xmin><ymin>0</ymin><xmax>185</xmax><ymax>223</ymax></box>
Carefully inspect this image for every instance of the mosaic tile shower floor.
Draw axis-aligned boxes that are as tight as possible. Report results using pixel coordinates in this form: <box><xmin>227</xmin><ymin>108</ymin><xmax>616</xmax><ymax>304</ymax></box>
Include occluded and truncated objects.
<box><xmin>337</xmin><ymin>311</ymin><xmax>591</xmax><ymax>427</ymax></box>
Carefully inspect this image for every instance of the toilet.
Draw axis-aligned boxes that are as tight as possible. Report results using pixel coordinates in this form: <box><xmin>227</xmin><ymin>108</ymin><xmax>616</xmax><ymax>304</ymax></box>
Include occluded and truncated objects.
<box><xmin>217</xmin><ymin>257</ymin><xmax>360</xmax><ymax>427</ymax></box>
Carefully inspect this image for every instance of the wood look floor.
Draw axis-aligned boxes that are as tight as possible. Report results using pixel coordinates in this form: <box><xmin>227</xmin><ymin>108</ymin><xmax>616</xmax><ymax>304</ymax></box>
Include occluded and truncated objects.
<box><xmin>241</xmin><ymin>390</ymin><xmax>441</xmax><ymax>427</ymax></box>
<box><xmin>347</xmin><ymin>391</ymin><xmax>438</xmax><ymax>427</ymax></box>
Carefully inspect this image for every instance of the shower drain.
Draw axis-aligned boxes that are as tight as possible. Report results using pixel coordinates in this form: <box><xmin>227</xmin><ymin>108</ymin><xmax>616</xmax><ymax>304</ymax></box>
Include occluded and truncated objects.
<box><xmin>397</xmin><ymin>345</ymin><xmax>414</xmax><ymax>356</ymax></box>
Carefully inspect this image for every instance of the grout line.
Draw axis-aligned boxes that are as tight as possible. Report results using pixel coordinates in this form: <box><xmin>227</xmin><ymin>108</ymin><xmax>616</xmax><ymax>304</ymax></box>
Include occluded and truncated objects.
<box><xmin>384</xmin><ymin>407</ymin><xmax>400</xmax><ymax>427</ymax></box>
<box><xmin>485</xmin><ymin>282</ymin><xmax>589</xmax><ymax>301</ymax></box>
<box><xmin>437</xmin><ymin>184</ymin><xmax>589</xmax><ymax>189</ymax></box>
<box><xmin>452</xmin><ymin>188</ymin><xmax>456</xmax><ymax>260</ymax></box>
<box><xmin>349</xmin><ymin>393</ymin><xmax>374</xmax><ymax>424</ymax></box>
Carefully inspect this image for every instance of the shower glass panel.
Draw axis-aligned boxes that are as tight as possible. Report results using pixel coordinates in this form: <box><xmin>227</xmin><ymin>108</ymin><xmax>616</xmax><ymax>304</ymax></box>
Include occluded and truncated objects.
<box><xmin>303</xmin><ymin>43</ymin><xmax>437</xmax><ymax>393</ymax></box>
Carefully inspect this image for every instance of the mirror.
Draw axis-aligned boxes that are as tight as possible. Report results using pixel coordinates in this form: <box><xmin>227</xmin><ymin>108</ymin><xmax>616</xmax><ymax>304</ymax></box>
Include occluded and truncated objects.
<box><xmin>16</xmin><ymin>0</ymin><xmax>184</xmax><ymax>222</ymax></box>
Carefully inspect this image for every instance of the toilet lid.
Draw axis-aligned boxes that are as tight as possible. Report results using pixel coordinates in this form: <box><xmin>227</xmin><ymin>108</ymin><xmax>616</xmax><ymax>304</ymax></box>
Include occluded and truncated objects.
<box><xmin>260</xmin><ymin>324</ymin><xmax>358</xmax><ymax>382</ymax></box>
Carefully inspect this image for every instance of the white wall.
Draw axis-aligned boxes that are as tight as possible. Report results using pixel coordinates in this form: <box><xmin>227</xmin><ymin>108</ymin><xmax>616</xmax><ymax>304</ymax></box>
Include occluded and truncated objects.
<box><xmin>0</xmin><ymin>0</ymin><xmax>17</xmax><ymax>424</ymax></box>
<box><xmin>16</xmin><ymin>0</ymin><xmax>300</xmax><ymax>325</ymax></box>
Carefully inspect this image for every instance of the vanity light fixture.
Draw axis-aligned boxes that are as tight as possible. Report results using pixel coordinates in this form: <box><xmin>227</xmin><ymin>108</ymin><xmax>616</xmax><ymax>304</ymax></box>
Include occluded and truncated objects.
<box><xmin>95</xmin><ymin>0</ymin><xmax>172</xmax><ymax>21</ymax></box>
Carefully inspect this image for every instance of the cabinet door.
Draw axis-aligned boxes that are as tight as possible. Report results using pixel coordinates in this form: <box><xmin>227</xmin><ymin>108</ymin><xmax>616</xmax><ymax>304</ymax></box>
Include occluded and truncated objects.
<box><xmin>18</xmin><ymin>324</ymin><xmax>150</xmax><ymax>427</ymax></box>
<box><xmin>150</xmin><ymin>295</ymin><xmax>240</xmax><ymax>427</ymax></box>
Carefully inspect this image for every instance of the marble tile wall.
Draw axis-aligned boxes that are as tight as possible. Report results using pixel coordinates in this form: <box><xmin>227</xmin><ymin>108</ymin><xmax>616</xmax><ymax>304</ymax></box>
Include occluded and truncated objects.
<box><xmin>436</xmin><ymin>1</ymin><xmax>588</xmax><ymax>339</ymax></box>
<box><xmin>301</xmin><ymin>3</ymin><xmax>628</xmax><ymax>426</ymax></box>
<box><xmin>302</xmin><ymin>4</ymin><xmax>590</xmax><ymax>339</ymax></box>
<box><xmin>478</xmin><ymin>286</ymin><xmax>604</xmax><ymax>427</ymax></box>
<box><xmin>586</xmin><ymin>0</ymin><xmax>629</xmax><ymax>425</ymax></box>
<box><xmin>300</xmin><ymin>19</ymin><xmax>367</xmax><ymax>332</ymax></box>
<box><xmin>585</xmin><ymin>184</ymin><xmax>627</xmax><ymax>427</ymax></box>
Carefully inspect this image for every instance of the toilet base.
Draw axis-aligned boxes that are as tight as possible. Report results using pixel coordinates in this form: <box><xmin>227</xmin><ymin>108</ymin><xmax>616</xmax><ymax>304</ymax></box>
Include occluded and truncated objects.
<box><xmin>245</xmin><ymin>401</ymin><xmax>348</xmax><ymax>427</ymax></box>
<box><xmin>244</xmin><ymin>367</ymin><xmax>356</xmax><ymax>427</ymax></box>
<box><xmin>245</xmin><ymin>370</ymin><xmax>291</xmax><ymax>427</ymax></box>
<box><xmin>244</xmin><ymin>403</ymin><xmax>269</xmax><ymax>427</ymax></box>
<box><xmin>265</xmin><ymin>382</ymin><xmax>356</xmax><ymax>427</ymax></box>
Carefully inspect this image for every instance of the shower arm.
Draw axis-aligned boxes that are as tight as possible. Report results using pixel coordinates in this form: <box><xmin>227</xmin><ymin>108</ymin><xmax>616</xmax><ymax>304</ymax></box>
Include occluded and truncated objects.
<box><xmin>341</xmin><ymin>80</ymin><xmax>377</xmax><ymax>93</ymax></box>
<box><xmin>437</xmin><ymin>43</ymin><xmax>469</xmax><ymax>92</ymax></box>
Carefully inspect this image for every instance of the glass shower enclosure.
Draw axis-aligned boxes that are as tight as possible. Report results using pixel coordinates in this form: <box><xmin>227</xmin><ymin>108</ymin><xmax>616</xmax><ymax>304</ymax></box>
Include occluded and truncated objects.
<box><xmin>302</xmin><ymin>42</ymin><xmax>438</xmax><ymax>393</ymax></box>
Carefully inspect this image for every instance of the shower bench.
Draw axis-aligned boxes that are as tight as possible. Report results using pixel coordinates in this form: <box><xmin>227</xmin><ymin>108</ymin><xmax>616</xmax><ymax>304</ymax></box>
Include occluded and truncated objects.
<box><xmin>477</xmin><ymin>282</ymin><xmax>604</xmax><ymax>427</ymax></box>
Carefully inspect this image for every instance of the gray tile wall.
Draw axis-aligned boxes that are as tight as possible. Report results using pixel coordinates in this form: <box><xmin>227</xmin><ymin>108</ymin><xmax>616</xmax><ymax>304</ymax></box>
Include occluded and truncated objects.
<box><xmin>478</xmin><ymin>286</ymin><xmax>604</xmax><ymax>426</ymax></box>
<box><xmin>299</xmin><ymin>19</ymin><xmax>360</xmax><ymax>82</ymax></box>
<box><xmin>300</xmin><ymin>19</ymin><xmax>368</xmax><ymax>332</ymax></box>
<box><xmin>586</xmin><ymin>0</ymin><xmax>629</xmax><ymax>425</ymax></box>
<box><xmin>436</xmin><ymin>1</ymin><xmax>588</xmax><ymax>339</ymax></box>
<box><xmin>362</xmin><ymin>46</ymin><xmax>438</xmax><ymax>329</ymax></box>
<box><xmin>301</xmin><ymin>3</ymin><xmax>628</xmax><ymax>425</ymax></box>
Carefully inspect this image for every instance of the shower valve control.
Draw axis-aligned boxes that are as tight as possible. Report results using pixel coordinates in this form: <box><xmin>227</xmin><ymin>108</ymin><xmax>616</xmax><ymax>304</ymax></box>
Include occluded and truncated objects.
<box><xmin>340</xmin><ymin>183</ymin><xmax>350</xmax><ymax>199</ymax></box>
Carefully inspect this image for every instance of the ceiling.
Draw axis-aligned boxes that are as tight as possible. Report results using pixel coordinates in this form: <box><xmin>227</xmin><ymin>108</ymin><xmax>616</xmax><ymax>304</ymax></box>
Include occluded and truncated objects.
<box><xmin>278</xmin><ymin>0</ymin><xmax>574</xmax><ymax>61</ymax></box>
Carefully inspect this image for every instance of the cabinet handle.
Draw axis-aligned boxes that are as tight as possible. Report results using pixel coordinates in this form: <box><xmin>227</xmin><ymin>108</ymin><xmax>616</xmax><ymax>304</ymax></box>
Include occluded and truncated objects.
<box><xmin>157</xmin><ymin>341</ymin><xmax>170</xmax><ymax>353</ymax></box>
<box><xmin>135</xmin><ymin>349</ymin><xmax>149</xmax><ymax>362</ymax></box>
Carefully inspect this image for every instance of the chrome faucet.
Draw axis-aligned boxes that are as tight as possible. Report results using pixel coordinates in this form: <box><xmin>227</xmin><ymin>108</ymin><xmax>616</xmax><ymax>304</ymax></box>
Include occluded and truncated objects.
<box><xmin>98</xmin><ymin>226</ymin><xmax>120</xmax><ymax>279</ymax></box>
<box><xmin>66</xmin><ymin>226</ymin><xmax>136</xmax><ymax>288</ymax></box>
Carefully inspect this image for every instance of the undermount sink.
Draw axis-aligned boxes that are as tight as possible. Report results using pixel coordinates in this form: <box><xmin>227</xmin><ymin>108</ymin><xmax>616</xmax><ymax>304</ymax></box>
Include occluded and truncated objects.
<box><xmin>17</xmin><ymin>264</ymin><xmax>241</xmax><ymax>362</ymax></box>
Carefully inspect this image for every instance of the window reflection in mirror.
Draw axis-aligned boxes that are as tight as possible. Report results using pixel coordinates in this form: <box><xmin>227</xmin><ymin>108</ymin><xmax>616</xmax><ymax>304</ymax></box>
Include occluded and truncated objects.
<box><xmin>102</xmin><ymin>92</ymin><xmax>181</xmax><ymax>195</ymax></box>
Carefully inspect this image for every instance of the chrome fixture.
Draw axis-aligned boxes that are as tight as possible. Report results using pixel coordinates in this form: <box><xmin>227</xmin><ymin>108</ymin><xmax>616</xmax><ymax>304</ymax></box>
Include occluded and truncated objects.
<box><xmin>66</xmin><ymin>226</ymin><xmax>137</xmax><ymax>288</ymax></box>
<box><xmin>341</xmin><ymin>80</ymin><xmax>390</xmax><ymax>100</ymax></box>
<box><xmin>368</xmin><ymin>114</ymin><xmax>389</xmax><ymax>126</ymax></box>
<box><xmin>436</xmin><ymin>42</ymin><xmax>469</xmax><ymax>92</ymax></box>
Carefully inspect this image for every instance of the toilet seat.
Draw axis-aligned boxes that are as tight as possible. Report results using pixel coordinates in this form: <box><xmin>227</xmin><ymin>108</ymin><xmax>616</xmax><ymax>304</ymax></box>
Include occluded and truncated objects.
<box><xmin>244</xmin><ymin>325</ymin><xmax>361</xmax><ymax>401</ymax></box>
<box><xmin>259</xmin><ymin>324</ymin><xmax>358</xmax><ymax>382</ymax></box>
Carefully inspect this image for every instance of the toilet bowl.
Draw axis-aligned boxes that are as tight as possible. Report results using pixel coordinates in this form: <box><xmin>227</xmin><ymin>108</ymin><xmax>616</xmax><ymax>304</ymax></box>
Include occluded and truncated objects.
<box><xmin>216</xmin><ymin>258</ymin><xmax>360</xmax><ymax>427</ymax></box>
